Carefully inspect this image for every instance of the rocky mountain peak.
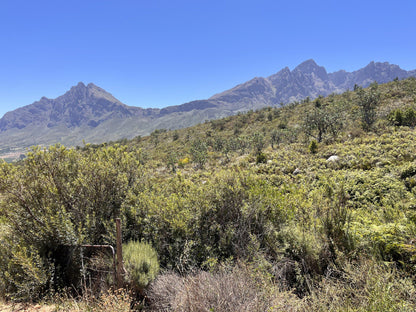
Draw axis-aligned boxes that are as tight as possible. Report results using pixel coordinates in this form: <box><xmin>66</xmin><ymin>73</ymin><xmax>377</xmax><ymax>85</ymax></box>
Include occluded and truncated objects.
<box><xmin>294</xmin><ymin>59</ymin><xmax>319</xmax><ymax>72</ymax></box>
<box><xmin>53</xmin><ymin>82</ymin><xmax>122</xmax><ymax>107</ymax></box>
<box><xmin>63</xmin><ymin>82</ymin><xmax>88</xmax><ymax>102</ymax></box>
<box><xmin>352</xmin><ymin>61</ymin><xmax>410</xmax><ymax>87</ymax></box>
<box><xmin>293</xmin><ymin>59</ymin><xmax>328</xmax><ymax>81</ymax></box>
<box><xmin>76</xmin><ymin>81</ymin><xmax>86</xmax><ymax>88</ymax></box>
<box><xmin>68</xmin><ymin>82</ymin><xmax>87</xmax><ymax>93</ymax></box>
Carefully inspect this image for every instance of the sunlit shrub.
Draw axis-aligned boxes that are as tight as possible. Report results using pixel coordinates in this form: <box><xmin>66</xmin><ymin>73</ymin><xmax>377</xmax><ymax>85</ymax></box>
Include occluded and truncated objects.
<box><xmin>1</xmin><ymin>243</ymin><xmax>49</xmax><ymax>301</ymax></box>
<box><xmin>122</xmin><ymin>241</ymin><xmax>159</xmax><ymax>292</ymax></box>
<box><xmin>308</xmin><ymin>260</ymin><xmax>416</xmax><ymax>311</ymax></box>
<box><xmin>400</xmin><ymin>162</ymin><xmax>416</xmax><ymax>179</ymax></box>
<box><xmin>256</xmin><ymin>152</ymin><xmax>267</xmax><ymax>164</ymax></box>
<box><xmin>388</xmin><ymin>107</ymin><xmax>416</xmax><ymax>127</ymax></box>
<box><xmin>177</xmin><ymin>157</ymin><xmax>189</xmax><ymax>168</ymax></box>
<box><xmin>308</xmin><ymin>140</ymin><xmax>318</xmax><ymax>154</ymax></box>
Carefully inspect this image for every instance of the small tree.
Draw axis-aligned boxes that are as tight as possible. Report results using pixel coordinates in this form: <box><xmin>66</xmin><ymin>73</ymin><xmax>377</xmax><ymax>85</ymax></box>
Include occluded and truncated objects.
<box><xmin>404</xmin><ymin>107</ymin><xmax>416</xmax><ymax>127</ymax></box>
<box><xmin>166</xmin><ymin>151</ymin><xmax>177</xmax><ymax>173</ymax></box>
<box><xmin>190</xmin><ymin>140</ymin><xmax>208</xmax><ymax>169</ymax></box>
<box><xmin>250</xmin><ymin>132</ymin><xmax>265</xmax><ymax>154</ymax></box>
<box><xmin>356</xmin><ymin>82</ymin><xmax>380</xmax><ymax>131</ymax></box>
<box><xmin>303</xmin><ymin>100</ymin><xmax>343</xmax><ymax>143</ymax></box>
<box><xmin>270</xmin><ymin>129</ymin><xmax>281</xmax><ymax>149</ymax></box>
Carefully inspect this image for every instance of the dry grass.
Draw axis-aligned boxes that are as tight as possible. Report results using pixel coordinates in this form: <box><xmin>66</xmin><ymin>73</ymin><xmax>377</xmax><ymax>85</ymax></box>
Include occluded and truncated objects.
<box><xmin>0</xmin><ymin>289</ymin><xmax>134</xmax><ymax>312</ymax></box>
<box><xmin>54</xmin><ymin>289</ymin><xmax>134</xmax><ymax>312</ymax></box>
<box><xmin>0</xmin><ymin>300</ymin><xmax>55</xmax><ymax>312</ymax></box>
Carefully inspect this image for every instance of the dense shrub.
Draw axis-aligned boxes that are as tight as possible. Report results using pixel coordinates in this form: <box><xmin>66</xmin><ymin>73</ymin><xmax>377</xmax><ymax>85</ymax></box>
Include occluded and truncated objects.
<box><xmin>256</xmin><ymin>152</ymin><xmax>267</xmax><ymax>163</ymax></box>
<box><xmin>388</xmin><ymin>107</ymin><xmax>416</xmax><ymax>127</ymax></box>
<box><xmin>122</xmin><ymin>241</ymin><xmax>159</xmax><ymax>292</ymax></box>
<box><xmin>0</xmin><ymin>144</ymin><xmax>145</xmax><ymax>300</ymax></box>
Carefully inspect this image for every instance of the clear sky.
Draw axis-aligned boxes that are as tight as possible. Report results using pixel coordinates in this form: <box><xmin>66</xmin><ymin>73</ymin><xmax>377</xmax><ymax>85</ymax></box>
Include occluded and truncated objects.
<box><xmin>1</xmin><ymin>0</ymin><xmax>415</xmax><ymax>118</ymax></box>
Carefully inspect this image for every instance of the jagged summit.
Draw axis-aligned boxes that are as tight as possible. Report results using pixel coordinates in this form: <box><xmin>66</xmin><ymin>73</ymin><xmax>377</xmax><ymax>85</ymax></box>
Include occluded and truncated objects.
<box><xmin>293</xmin><ymin>59</ymin><xmax>328</xmax><ymax>80</ymax></box>
<box><xmin>294</xmin><ymin>59</ymin><xmax>319</xmax><ymax>71</ymax></box>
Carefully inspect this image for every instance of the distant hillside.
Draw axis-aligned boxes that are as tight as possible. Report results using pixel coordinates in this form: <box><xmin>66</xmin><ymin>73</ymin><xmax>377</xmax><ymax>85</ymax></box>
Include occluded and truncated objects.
<box><xmin>0</xmin><ymin>60</ymin><xmax>415</xmax><ymax>154</ymax></box>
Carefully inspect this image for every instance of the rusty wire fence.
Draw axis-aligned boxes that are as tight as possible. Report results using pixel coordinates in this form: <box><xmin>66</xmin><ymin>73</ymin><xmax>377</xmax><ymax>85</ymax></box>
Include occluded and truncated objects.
<box><xmin>78</xmin><ymin>245</ymin><xmax>118</xmax><ymax>295</ymax></box>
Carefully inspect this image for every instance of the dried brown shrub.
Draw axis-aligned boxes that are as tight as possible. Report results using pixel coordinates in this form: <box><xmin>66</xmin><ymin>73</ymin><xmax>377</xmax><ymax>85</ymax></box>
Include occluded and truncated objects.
<box><xmin>146</xmin><ymin>264</ymin><xmax>300</xmax><ymax>312</ymax></box>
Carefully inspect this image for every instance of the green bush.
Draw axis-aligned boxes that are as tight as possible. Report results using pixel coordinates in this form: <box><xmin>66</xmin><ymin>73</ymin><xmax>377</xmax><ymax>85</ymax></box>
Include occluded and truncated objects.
<box><xmin>357</xmin><ymin>82</ymin><xmax>380</xmax><ymax>131</ymax></box>
<box><xmin>388</xmin><ymin>107</ymin><xmax>416</xmax><ymax>127</ymax></box>
<box><xmin>308</xmin><ymin>140</ymin><xmax>318</xmax><ymax>154</ymax></box>
<box><xmin>0</xmin><ymin>144</ymin><xmax>145</xmax><ymax>299</ymax></box>
<box><xmin>0</xmin><ymin>241</ymin><xmax>49</xmax><ymax>302</ymax></box>
<box><xmin>403</xmin><ymin>107</ymin><xmax>416</xmax><ymax>126</ymax></box>
<box><xmin>256</xmin><ymin>152</ymin><xmax>267</xmax><ymax>164</ymax></box>
<box><xmin>400</xmin><ymin>162</ymin><xmax>416</xmax><ymax>179</ymax></box>
<box><xmin>122</xmin><ymin>241</ymin><xmax>160</xmax><ymax>291</ymax></box>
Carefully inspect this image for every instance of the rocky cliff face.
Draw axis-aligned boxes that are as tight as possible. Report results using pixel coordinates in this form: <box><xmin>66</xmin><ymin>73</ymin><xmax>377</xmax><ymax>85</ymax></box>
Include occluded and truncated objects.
<box><xmin>0</xmin><ymin>60</ymin><xmax>415</xmax><ymax>151</ymax></box>
<box><xmin>267</xmin><ymin>59</ymin><xmax>338</xmax><ymax>103</ymax></box>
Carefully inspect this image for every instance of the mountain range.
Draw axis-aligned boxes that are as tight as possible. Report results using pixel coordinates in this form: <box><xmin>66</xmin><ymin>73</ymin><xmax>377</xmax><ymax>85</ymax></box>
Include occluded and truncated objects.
<box><xmin>1</xmin><ymin>59</ymin><xmax>415</xmax><ymax>153</ymax></box>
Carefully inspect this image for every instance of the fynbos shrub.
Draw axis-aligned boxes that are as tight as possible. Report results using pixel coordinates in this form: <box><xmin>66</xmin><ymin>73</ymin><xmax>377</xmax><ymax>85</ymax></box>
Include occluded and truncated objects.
<box><xmin>123</xmin><ymin>241</ymin><xmax>159</xmax><ymax>292</ymax></box>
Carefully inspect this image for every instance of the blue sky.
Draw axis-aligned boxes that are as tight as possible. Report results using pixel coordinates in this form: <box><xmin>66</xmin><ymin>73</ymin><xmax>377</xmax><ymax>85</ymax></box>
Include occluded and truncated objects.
<box><xmin>1</xmin><ymin>0</ymin><xmax>415</xmax><ymax>117</ymax></box>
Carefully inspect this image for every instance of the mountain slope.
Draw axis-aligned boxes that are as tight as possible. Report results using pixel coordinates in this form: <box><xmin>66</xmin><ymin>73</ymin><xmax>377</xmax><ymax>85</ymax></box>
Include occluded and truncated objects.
<box><xmin>0</xmin><ymin>60</ymin><xmax>415</xmax><ymax>154</ymax></box>
<box><xmin>0</xmin><ymin>82</ymin><xmax>158</xmax><ymax>131</ymax></box>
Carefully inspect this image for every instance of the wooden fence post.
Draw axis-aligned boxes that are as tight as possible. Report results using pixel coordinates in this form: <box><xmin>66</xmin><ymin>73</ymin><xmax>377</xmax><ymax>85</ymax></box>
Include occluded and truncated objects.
<box><xmin>116</xmin><ymin>218</ymin><xmax>123</xmax><ymax>288</ymax></box>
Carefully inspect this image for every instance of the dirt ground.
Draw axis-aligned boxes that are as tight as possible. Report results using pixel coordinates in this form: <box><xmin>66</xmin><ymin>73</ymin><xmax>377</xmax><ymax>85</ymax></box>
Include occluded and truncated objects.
<box><xmin>0</xmin><ymin>302</ymin><xmax>55</xmax><ymax>312</ymax></box>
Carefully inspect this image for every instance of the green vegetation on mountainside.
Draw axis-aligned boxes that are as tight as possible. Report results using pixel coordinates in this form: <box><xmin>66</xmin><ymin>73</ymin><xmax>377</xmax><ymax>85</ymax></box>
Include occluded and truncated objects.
<box><xmin>1</xmin><ymin>77</ymin><xmax>416</xmax><ymax>310</ymax></box>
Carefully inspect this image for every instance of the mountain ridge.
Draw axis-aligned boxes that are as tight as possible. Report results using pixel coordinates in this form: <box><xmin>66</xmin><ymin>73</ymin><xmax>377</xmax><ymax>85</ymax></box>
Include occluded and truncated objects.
<box><xmin>0</xmin><ymin>60</ymin><xmax>415</xmax><ymax>153</ymax></box>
